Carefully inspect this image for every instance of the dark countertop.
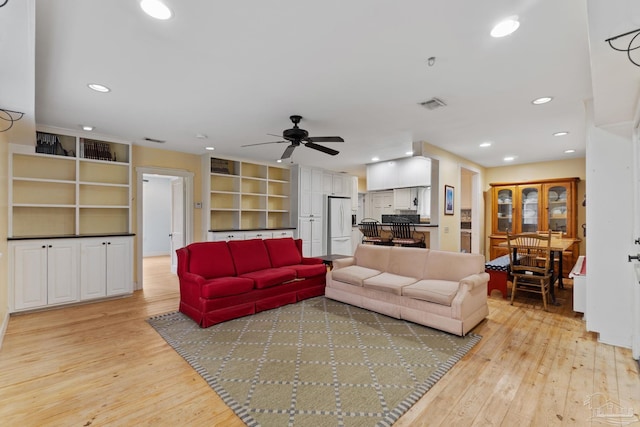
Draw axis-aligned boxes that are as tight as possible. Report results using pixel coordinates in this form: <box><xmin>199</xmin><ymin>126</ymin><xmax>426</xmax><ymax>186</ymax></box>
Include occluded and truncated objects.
<box><xmin>8</xmin><ymin>233</ymin><xmax>136</xmax><ymax>241</ymax></box>
<box><xmin>209</xmin><ymin>227</ymin><xmax>296</xmax><ymax>232</ymax></box>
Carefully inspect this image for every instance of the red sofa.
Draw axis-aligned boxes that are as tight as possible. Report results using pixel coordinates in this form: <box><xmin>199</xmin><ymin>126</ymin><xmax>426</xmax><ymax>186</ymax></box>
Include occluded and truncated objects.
<box><xmin>176</xmin><ymin>237</ymin><xmax>326</xmax><ymax>327</ymax></box>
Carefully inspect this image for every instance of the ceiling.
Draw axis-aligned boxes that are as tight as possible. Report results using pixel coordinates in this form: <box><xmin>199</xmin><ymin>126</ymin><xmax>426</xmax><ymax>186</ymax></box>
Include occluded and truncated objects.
<box><xmin>1</xmin><ymin>1</ymin><xmax>639</xmax><ymax>176</ymax></box>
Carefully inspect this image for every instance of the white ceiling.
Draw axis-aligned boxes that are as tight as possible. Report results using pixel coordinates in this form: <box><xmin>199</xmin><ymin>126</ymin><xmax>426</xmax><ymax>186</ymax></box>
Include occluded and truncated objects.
<box><xmin>2</xmin><ymin>1</ymin><xmax>639</xmax><ymax>176</ymax></box>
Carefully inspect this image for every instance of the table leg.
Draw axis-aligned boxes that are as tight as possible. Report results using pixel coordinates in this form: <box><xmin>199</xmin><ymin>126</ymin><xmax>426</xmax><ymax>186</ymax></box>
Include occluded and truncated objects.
<box><xmin>557</xmin><ymin>251</ymin><xmax>564</xmax><ymax>289</ymax></box>
<box><xmin>549</xmin><ymin>250</ymin><xmax>559</xmax><ymax>305</ymax></box>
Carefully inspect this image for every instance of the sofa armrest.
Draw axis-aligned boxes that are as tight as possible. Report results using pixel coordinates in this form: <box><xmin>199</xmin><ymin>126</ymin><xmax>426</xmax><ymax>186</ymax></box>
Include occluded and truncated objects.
<box><xmin>179</xmin><ymin>271</ymin><xmax>207</xmax><ymax>287</ymax></box>
<box><xmin>459</xmin><ymin>272</ymin><xmax>490</xmax><ymax>289</ymax></box>
<box><xmin>302</xmin><ymin>257</ymin><xmax>323</xmax><ymax>265</ymax></box>
<box><xmin>332</xmin><ymin>257</ymin><xmax>355</xmax><ymax>270</ymax></box>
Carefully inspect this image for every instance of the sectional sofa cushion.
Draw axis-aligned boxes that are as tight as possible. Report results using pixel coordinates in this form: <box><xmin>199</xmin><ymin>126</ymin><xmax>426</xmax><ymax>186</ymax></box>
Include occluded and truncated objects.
<box><xmin>331</xmin><ymin>265</ymin><xmax>381</xmax><ymax>287</ymax></box>
<box><xmin>228</xmin><ymin>239</ymin><xmax>272</xmax><ymax>275</ymax></box>
<box><xmin>201</xmin><ymin>276</ymin><xmax>256</xmax><ymax>298</ymax></box>
<box><xmin>239</xmin><ymin>268</ymin><xmax>297</xmax><ymax>289</ymax></box>
<box><xmin>286</xmin><ymin>263</ymin><xmax>327</xmax><ymax>279</ymax></box>
<box><xmin>354</xmin><ymin>245</ymin><xmax>391</xmax><ymax>270</ymax></box>
<box><xmin>363</xmin><ymin>272</ymin><xmax>419</xmax><ymax>295</ymax></box>
<box><xmin>264</xmin><ymin>238</ymin><xmax>302</xmax><ymax>267</ymax></box>
<box><xmin>188</xmin><ymin>241</ymin><xmax>236</xmax><ymax>278</ymax></box>
<box><xmin>386</xmin><ymin>246</ymin><xmax>429</xmax><ymax>279</ymax></box>
<box><xmin>402</xmin><ymin>279</ymin><xmax>460</xmax><ymax>306</ymax></box>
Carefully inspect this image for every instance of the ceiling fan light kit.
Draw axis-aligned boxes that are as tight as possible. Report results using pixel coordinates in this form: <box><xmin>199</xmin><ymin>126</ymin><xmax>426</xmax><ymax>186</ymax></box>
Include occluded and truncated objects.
<box><xmin>241</xmin><ymin>115</ymin><xmax>344</xmax><ymax>160</ymax></box>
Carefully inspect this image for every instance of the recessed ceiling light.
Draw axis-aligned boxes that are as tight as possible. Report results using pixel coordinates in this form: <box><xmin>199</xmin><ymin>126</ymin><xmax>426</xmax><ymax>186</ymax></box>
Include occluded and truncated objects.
<box><xmin>479</xmin><ymin>142</ymin><xmax>492</xmax><ymax>148</ymax></box>
<box><xmin>490</xmin><ymin>16</ymin><xmax>520</xmax><ymax>38</ymax></box>
<box><xmin>564</xmin><ymin>149</ymin><xmax>576</xmax><ymax>154</ymax></box>
<box><xmin>81</xmin><ymin>125</ymin><xmax>94</xmax><ymax>131</ymax></box>
<box><xmin>532</xmin><ymin>96</ymin><xmax>553</xmax><ymax>105</ymax></box>
<box><xmin>205</xmin><ymin>146</ymin><xmax>215</xmax><ymax>151</ymax></box>
<box><xmin>371</xmin><ymin>157</ymin><xmax>379</xmax><ymax>162</ymax></box>
<box><xmin>140</xmin><ymin>0</ymin><xmax>173</xmax><ymax>20</ymax></box>
<box><xmin>503</xmin><ymin>156</ymin><xmax>515</xmax><ymax>162</ymax></box>
<box><xmin>405</xmin><ymin>151</ymin><xmax>413</xmax><ymax>156</ymax></box>
<box><xmin>553</xmin><ymin>131</ymin><xmax>569</xmax><ymax>136</ymax></box>
<box><xmin>88</xmin><ymin>83</ymin><xmax>110</xmax><ymax>93</ymax></box>
<box><xmin>276</xmin><ymin>159</ymin><xmax>282</xmax><ymax>163</ymax></box>
<box><xmin>196</xmin><ymin>134</ymin><xmax>208</xmax><ymax>139</ymax></box>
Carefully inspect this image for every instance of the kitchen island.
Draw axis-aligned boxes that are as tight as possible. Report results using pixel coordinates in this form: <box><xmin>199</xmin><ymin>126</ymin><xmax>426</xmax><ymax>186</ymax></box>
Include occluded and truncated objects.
<box><xmin>356</xmin><ymin>223</ymin><xmax>439</xmax><ymax>249</ymax></box>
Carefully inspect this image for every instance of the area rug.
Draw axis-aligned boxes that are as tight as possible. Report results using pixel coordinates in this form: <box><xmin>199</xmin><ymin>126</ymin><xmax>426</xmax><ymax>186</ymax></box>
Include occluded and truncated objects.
<box><xmin>148</xmin><ymin>297</ymin><xmax>481</xmax><ymax>427</ymax></box>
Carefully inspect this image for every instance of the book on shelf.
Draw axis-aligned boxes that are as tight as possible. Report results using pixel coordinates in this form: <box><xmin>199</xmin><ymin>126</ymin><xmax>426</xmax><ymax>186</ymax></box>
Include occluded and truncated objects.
<box><xmin>80</xmin><ymin>139</ymin><xmax>114</xmax><ymax>161</ymax></box>
<box><xmin>210</xmin><ymin>158</ymin><xmax>231</xmax><ymax>174</ymax></box>
<box><xmin>36</xmin><ymin>131</ymin><xmax>74</xmax><ymax>157</ymax></box>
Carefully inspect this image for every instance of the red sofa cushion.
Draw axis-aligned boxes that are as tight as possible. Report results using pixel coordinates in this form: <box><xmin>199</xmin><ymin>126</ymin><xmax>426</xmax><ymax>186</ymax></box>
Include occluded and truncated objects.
<box><xmin>228</xmin><ymin>239</ymin><xmax>272</xmax><ymax>275</ymax></box>
<box><xmin>264</xmin><ymin>238</ymin><xmax>302</xmax><ymax>267</ymax></box>
<box><xmin>287</xmin><ymin>263</ymin><xmax>327</xmax><ymax>279</ymax></box>
<box><xmin>201</xmin><ymin>276</ymin><xmax>255</xmax><ymax>299</ymax></box>
<box><xmin>187</xmin><ymin>241</ymin><xmax>236</xmax><ymax>278</ymax></box>
<box><xmin>240</xmin><ymin>268</ymin><xmax>297</xmax><ymax>289</ymax></box>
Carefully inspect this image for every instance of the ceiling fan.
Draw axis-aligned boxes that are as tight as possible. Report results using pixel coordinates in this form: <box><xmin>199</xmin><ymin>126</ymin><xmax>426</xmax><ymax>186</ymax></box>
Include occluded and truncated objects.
<box><xmin>242</xmin><ymin>115</ymin><xmax>344</xmax><ymax>160</ymax></box>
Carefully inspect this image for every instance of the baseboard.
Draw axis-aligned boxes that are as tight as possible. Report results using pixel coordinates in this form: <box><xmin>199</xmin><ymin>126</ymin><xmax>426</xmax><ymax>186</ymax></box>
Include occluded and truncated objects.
<box><xmin>0</xmin><ymin>311</ymin><xmax>9</xmax><ymax>351</ymax></box>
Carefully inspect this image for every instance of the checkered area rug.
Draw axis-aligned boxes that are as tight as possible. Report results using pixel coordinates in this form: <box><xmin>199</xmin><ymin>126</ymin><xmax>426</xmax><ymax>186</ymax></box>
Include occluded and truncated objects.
<box><xmin>148</xmin><ymin>297</ymin><xmax>481</xmax><ymax>427</ymax></box>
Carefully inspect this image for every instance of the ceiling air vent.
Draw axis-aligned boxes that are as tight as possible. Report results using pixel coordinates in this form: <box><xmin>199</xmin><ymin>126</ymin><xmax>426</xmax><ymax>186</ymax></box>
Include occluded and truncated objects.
<box><xmin>419</xmin><ymin>97</ymin><xmax>447</xmax><ymax>110</ymax></box>
<box><xmin>143</xmin><ymin>137</ymin><xmax>166</xmax><ymax>143</ymax></box>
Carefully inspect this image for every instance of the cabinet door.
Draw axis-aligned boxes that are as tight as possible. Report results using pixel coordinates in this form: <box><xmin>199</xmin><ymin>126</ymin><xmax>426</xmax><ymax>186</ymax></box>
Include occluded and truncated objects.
<box><xmin>12</xmin><ymin>242</ymin><xmax>48</xmax><ymax>310</ymax></box>
<box><xmin>80</xmin><ymin>239</ymin><xmax>107</xmax><ymax>300</ymax></box>
<box><xmin>106</xmin><ymin>238</ymin><xmax>133</xmax><ymax>296</ymax></box>
<box><xmin>47</xmin><ymin>241</ymin><xmax>79</xmax><ymax>305</ymax></box>
<box><xmin>399</xmin><ymin>157</ymin><xmax>430</xmax><ymax>187</ymax></box>
<box><xmin>394</xmin><ymin>188</ymin><xmax>411</xmax><ymax>210</ymax></box>
<box><xmin>544</xmin><ymin>183</ymin><xmax>570</xmax><ymax>235</ymax></box>
<box><xmin>299</xmin><ymin>217</ymin><xmax>323</xmax><ymax>257</ymax></box>
<box><xmin>519</xmin><ymin>184</ymin><xmax>542</xmax><ymax>233</ymax></box>
<box><xmin>245</xmin><ymin>231</ymin><xmax>272</xmax><ymax>239</ymax></box>
<box><xmin>272</xmin><ymin>230</ymin><xmax>294</xmax><ymax>239</ymax></box>
<box><xmin>492</xmin><ymin>186</ymin><xmax>516</xmax><ymax>234</ymax></box>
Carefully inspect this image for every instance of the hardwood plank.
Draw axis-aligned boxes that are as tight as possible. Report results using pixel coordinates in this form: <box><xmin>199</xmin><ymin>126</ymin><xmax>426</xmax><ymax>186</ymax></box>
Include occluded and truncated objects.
<box><xmin>0</xmin><ymin>257</ymin><xmax>638</xmax><ymax>426</ymax></box>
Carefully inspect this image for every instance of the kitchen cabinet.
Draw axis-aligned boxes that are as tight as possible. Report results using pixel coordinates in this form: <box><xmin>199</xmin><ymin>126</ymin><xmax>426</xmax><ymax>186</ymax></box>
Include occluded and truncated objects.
<box><xmin>371</xmin><ymin>191</ymin><xmax>394</xmax><ymax>222</ymax></box>
<box><xmin>393</xmin><ymin>187</ymin><xmax>418</xmax><ymax>210</ymax></box>
<box><xmin>489</xmin><ymin>178</ymin><xmax>580</xmax><ymax>276</ymax></box>
<box><xmin>298</xmin><ymin>217</ymin><xmax>323</xmax><ymax>257</ymax></box>
<box><xmin>366</xmin><ymin>156</ymin><xmax>431</xmax><ymax>191</ymax></box>
<box><xmin>80</xmin><ymin>236</ymin><xmax>133</xmax><ymax>299</ymax></box>
<box><xmin>10</xmin><ymin>239</ymin><xmax>79</xmax><ymax>311</ymax></box>
<box><xmin>299</xmin><ymin>167</ymin><xmax>324</xmax><ymax>218</ymax></box>
<box><xmin>351</xmin><ymin>176</ymin><xmax>359</xmax><ymax>210</ymax></box>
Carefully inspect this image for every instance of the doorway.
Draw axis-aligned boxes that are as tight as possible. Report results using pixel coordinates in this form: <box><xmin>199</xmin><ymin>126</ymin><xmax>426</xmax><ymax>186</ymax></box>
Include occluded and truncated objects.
<box><xmin>459</xmin><ymin>166</ymin><xmax>481</xmax><ymax>254</ymax></box>
<box><xmin>136</xmin><ymin>167</ymin><xmax>194</xmax><ymax>290</ymax></box>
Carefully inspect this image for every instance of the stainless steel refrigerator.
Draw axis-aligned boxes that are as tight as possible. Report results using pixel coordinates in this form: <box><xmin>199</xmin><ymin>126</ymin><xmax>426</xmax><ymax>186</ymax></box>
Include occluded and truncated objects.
<box><xmin>326</xmin><ymin>196</ymin><xmax>352</xmax><ymax>255</ymax></box>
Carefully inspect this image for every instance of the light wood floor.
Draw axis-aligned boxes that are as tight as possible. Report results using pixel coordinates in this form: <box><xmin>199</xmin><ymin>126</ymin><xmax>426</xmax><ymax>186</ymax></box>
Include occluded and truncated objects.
<box><xmin>1</xmin><ymin>256</ymin><xmax>638</xmax><ymax>426</ymax></box>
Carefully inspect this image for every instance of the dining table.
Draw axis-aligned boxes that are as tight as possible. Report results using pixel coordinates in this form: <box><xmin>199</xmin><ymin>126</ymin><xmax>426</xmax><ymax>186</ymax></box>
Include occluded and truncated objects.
<box><xmin>498</xmin><ymin>237</ymin><xmax>576</xmax><ymax>305</ymax></box>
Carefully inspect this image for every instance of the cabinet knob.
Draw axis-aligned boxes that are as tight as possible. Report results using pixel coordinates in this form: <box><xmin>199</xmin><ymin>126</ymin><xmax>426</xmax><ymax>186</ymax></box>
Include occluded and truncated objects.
<box><xmin>48</xmin><ymin>245</ymin><xmax>52</xmax><ymax>248</ymax></box>
<box><xmin>42</xmin><ymin>245</ymin><xmax>46</xmax><ymax>249</ymax></box>
<box><xmin>102</xmin><ymin>242</ymin><xmax>106</xmax><ymax>245</ymax></box>
<box><xmin>628</xmin><ymin>254</ymin><xmax>640</xmax><ymax>262</ymax></box>
<box><xmin>107</xmin><ymin>242</ymin><xmax>111</xmax><ymax>245</ymax></box>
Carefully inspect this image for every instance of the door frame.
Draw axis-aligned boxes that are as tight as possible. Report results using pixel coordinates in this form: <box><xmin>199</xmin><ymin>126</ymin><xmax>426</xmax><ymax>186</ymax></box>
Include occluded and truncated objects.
<box><xmin>458</xmin><ymin>164</ymin><xmax>482</xmax><ymax>254</ymax></box>
<box><xmin>136</xmin><ymin>166</ymin><xmax>194</xmax><ymax>290</ymax></box>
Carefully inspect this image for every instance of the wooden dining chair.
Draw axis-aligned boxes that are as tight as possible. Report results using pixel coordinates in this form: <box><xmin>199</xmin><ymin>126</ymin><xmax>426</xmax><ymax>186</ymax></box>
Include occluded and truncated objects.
<box><xmin>359</xmin><ymin>219</ymin><xmax>391</xmax><ymax>245</ymax></box>
<box><xmin>506</xmin><ymin>230</ymin><xmax>552</xmax><ymax>310</ymax></box>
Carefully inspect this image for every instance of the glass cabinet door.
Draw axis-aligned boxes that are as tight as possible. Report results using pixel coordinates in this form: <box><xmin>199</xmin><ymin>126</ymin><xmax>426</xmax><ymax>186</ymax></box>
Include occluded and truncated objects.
<box><xmin>547</xmin><ymin>184</ymin><xmax>568</xmax><ymax>234</ymax></box>
<box><xmin>496</xmin><ymin>188</ymin><xmax>513</xmax><ymax>233</ymax></box>
<box><xmin>520</xmin><ymin>185</ymin><xmax>540</xmax><ymax>233</ymax></box>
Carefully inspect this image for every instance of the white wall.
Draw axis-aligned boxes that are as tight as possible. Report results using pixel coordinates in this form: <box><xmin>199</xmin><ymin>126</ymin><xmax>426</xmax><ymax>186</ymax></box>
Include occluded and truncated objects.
<box><xmin>586</xmin><ymin>123</ymin><xmax>635</xmax><ymax>348</ymax></box>
<box><xmin>142</xmin><ymin>175</ymin><xmax>172</xmax><ymax>257</ymax></box>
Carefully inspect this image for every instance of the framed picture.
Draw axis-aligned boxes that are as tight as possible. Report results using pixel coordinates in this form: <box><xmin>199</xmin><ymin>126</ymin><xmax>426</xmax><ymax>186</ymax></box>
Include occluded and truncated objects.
<box><xmin>444</xmin><ymin>185</ymin><xmax>454</xmax><ymax>215</ymax></box>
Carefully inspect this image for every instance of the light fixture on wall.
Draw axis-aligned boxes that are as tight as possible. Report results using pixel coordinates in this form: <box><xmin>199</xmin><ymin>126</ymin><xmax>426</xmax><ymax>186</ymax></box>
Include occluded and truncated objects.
<box><xmin>0</xmin><ymin>107</ymin><xmax>24</xmax><ymax>132</ymax></box>
<box><xmin>605</xmin><ymin>28</ymin><xmax>640</xmax><ymax>67</ymax></box>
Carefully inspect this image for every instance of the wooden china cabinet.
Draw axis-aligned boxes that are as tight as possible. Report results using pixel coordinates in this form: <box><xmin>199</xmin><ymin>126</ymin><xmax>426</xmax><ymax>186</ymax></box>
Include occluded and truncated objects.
<box><xmin>489</xmin><ymin>177</ymin><xmax>580</xmax><ymax>277</ymax></box>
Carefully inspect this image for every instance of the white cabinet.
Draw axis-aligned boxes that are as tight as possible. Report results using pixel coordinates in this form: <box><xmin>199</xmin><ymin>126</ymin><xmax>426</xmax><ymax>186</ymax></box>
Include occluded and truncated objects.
<box><xmin>323</xmin><ymin>171</ymin><xmax>351</xmax><ymax>197</ymax></box>
<box><xmin>352</xmin><ymin>176</ymin><xmax>359</xmax><ymax>210</ymax></box>
<box><xmin>11</xmin><ymin>239</ymin><xmax>79</xmax><ymax>311</ymax></box>
<box><xmin>371</xmin><ymin>191</ymin><xmax>394</xmax><ymax>222</ymax></box>
<box><xmin>298</xmin><ymin>217</ymin><xmax>323</xmax><ymax>257</ymax></box>
<box><xmin>208</xmin><ymin>231</ymin><xmax>245</xmax><ymax>241</ymax></box>
<box><xmin>394</xmin><ymin>188</ymin><xmax>418</xmax><ymax>210</ymax></box>
<box><xmin>245</xmin><ymin>231</ymin><xmax>273</xmax><ymax>239</ymax></box>
<box><xmin>300</xmin><ymin>167</ymin><xmax>324</xmax><ymax>218</ymax></box>
<box><xmin>80</xmin><ymin>236</ymin><xmax>133</xmax><ymax>300</ymax></box>
<box><xmin>272</xmin><ymin>230</ymin><xmax>294</xmax><ymax>239</ymax></box>
<box><xmin>367</xmin><ymin>156</ymin><xmax>431</xmax><ymax>191</ymax></box>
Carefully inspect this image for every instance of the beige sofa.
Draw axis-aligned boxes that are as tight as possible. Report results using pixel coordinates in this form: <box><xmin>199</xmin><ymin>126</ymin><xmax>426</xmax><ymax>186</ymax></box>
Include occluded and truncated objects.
<box><xmin>326</xmin><ymin>244</ymin><xmax>489</xmax><ymax>336</ymax></box>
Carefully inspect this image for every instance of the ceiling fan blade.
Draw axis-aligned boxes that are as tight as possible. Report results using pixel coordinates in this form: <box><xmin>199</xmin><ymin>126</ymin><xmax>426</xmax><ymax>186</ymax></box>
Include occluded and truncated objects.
<box><xmin>305</xmin><ymin>136</ymin><xmax>344</xmax><ymax>143</ymax></box>
<box><xmin>280</xmin><ymin>144</ymin><xmax>297</xmax><ymax>159</ymax></box>
<box><xmin>241</xmin><ymin>140</ymin><xmax>286</xmax><ymax>147</ymax></box>
<box><xmin>267</xmin><ymin>133</ymin><xmax>284</xmax><ymax>138</ymax></box>
<box><xmin>305</xmin><ymin>141</ymin><xmax>339</xmax><ymax>156</ymax></box>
